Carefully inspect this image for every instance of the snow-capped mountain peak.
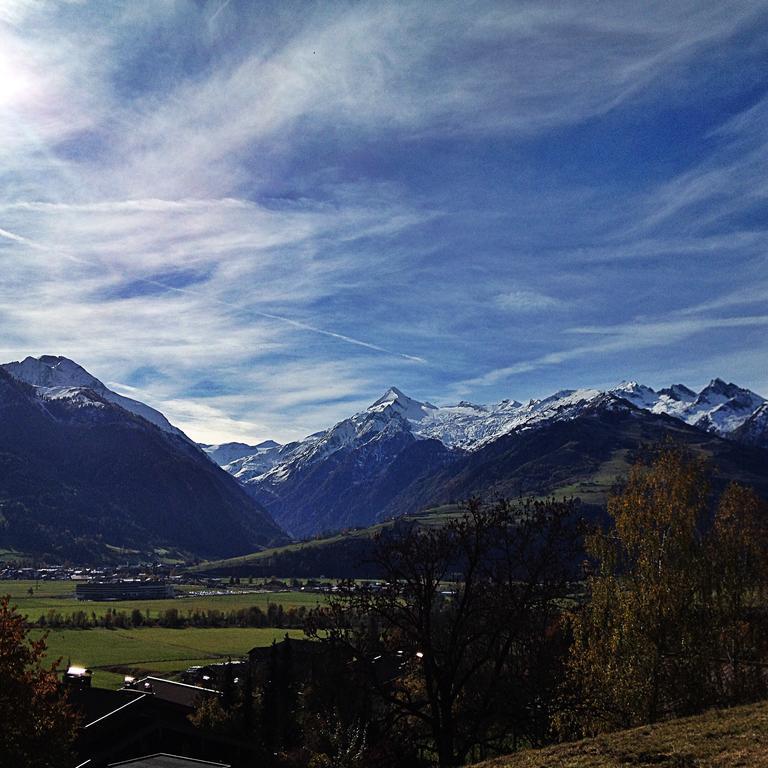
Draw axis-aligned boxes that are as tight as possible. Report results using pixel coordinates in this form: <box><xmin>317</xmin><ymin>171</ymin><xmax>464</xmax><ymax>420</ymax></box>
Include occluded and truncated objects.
<box><xmin>688</xmin><ymin>380</ymin><xmax>765</xmax><ymax>435</ymax></box>
<box><xmin>368</xmin><ymin>387</ymin><xmax>437</xmax><ymax>421</ymax></box>
<box><xmin>213</xmin><ymin>376</ymin><xmax>765</xmax><ymax>484</ymax></box>
<box><xmin>5</xmin><ymin>355</ymin><xmax>103</xmax><ymax>390</ymax></box>
<box><xmin>610</xmin><ymin>381</ymin><xmax>658</xmax><ymax>409</ymax></box>
<box><xmin>695</xmin><ymin>378</ymin><xmax>749</xmax><ymax>406</ymax></box>
<box><xmin>2</xmin><ymin>355</ymin><xmax>188</xmax><ymax>439</ymax></box>
<box><xmin>202</xmin><ymin>440</ymin><xmax>283</xmax><ymax>466</ymax></box>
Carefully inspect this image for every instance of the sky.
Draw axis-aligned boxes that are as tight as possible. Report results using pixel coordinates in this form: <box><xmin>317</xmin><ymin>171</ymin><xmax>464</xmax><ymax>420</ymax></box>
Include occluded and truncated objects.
<box><xmin>1</xmin><ymin>0</ymin><xmax>767</xmax><ymax>444</ymax></box>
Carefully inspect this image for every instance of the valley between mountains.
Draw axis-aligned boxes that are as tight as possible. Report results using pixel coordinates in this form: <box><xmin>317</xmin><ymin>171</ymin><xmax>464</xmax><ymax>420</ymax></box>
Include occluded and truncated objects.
<box><xmin>2</xmin><ymin>354</ymin><xmax>767</xmax><ymax>562</ymax></box>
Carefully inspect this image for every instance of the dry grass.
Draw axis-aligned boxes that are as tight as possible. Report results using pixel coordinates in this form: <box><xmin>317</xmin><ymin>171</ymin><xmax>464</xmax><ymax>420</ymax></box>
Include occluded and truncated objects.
<box><xmin>474</xmin><ymin>700</ymin><xmax>768</xmax><ymax>768</ymax></box>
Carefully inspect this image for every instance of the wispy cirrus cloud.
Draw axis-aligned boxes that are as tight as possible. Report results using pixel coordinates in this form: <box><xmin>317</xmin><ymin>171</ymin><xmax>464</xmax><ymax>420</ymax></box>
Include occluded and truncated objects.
<box><xmin>1</xmin><ymin>1</ymin><xmax>767</xmax><ymax>440</ymax></box>
<box><xmin>495</xmin><ymin>289</ymin><xmax>566</xmax><ymax>313</ymax></box>
<box><xmin>458</xmin><ymin>313</ymin><xmax>768</xmax><ymax>392</ymax></box>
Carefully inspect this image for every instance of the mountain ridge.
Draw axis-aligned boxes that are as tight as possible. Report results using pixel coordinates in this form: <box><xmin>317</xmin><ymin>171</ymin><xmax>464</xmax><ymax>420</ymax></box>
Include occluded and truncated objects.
<box><xmin>212</xmin><ymin>379</ymin><xmax>767</xmax><ymax>538</ymax></box>
<box><xmin>0</xmin><ymin>359</ymin><xmax>287</xmax><ymax>561</ymax></box>
<box><xmin>2</xmin><ymin>355</ymin><xmax>190</xmax><ymax>441</ymax></box>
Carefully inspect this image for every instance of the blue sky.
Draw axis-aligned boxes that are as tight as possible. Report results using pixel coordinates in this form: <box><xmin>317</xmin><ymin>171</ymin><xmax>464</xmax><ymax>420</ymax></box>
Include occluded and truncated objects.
<box><xmin>1</xmin><ymin>0</ymin><xmax>767</xmax><ymax>443</ymax></box>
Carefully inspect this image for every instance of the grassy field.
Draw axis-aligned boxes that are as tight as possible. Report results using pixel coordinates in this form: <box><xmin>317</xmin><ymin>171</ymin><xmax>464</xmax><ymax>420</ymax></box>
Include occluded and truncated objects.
<box><xmin>34</xmin><ymin>626</ymin><xmax>306</xmax><ymax>690</ymax></box>
<box><xmin>550</xmin><ymin>448</ymin><xmax>631</xmax><ymax>504</ymax></box>
<box><xmin>474</xmin><ymin>700</ymin><xmax>768</xmax><ymax>767</ymax></box>
<box><xmin>1</xmin><ymin>579</ymin><xmax>323</xmax><ymax>689</ymax></box>
<box><xmin>2</xmin><ymin>580</ymin><xmax>325</xmax><ymax>620</ymax></box>
<box><xmin>0</xmin><ymin>547</ymin><xmax>29</xmax><ymax>562</ymax></box>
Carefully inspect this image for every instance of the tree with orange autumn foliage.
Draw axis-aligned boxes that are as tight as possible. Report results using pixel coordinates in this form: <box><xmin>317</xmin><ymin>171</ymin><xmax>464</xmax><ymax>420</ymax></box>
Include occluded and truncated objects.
<box><xmin>560</xmin><ymin>446</ymin><xmax>768</xmax><ymax>737</ymax></box>
<box><xmin>0</xmin><ymin>594</ymin><xmax>79</xmax><ymax>767</ymax></box>
<box><xmin>708</xmin><ymin>482</ymin><xmax>768</xmax><ymax>703</ymax></box>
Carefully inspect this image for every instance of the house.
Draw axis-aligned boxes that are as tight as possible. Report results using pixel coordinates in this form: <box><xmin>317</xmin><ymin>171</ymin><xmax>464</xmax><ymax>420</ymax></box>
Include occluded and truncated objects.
<box><xmin>180</xmin><ymin>660</ymin><xmax>249</xmax><ymax>690</ymax></box>
<box><xmin>69</xmin><ymin>676</ymin><xmax>258</xmax><ymax>767</ymax></box>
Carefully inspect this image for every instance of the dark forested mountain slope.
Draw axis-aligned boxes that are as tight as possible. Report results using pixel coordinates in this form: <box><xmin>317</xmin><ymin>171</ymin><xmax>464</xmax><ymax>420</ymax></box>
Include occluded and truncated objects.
<box><xmin>248</xmin><ymin>415</ymin><xmax>457</xmax><ymax>537</ymax></box>
<box><xmin>0</xmin><ymin>369</ymin><xmax>285</xmax><ymax>561</ymax></box>
<box><xmin>379</xmin><ymin>395</ymin><xmax>768</xmax><ymax>518</ymax></box>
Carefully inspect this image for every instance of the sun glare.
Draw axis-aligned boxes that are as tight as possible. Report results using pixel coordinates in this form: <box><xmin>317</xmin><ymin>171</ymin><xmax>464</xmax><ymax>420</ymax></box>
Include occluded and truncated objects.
<box><xmin>0</xmin><ymin>38</ymin><xmax>37</xmax><ymax>108</ymax></box>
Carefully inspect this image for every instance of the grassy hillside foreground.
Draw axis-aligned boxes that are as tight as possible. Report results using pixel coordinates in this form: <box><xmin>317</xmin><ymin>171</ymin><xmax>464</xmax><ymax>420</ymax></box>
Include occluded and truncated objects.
<box><xmin>475</xmin><ymin>700</ymin><xmax>768</xmax><ymax>768</ymax></box>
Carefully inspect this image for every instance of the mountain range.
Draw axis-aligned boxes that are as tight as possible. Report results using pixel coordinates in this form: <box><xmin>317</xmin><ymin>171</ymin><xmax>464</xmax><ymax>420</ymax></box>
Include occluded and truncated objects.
<box><xmin>0</xmin><ymin>356</ymin><xmax>286</xmax><ymax>561</ymax></box>
<box><xmin>208</xmin><ymin>380</ymin><xmax>768</xmax><ymax>538</ymax></box>
<box><xmin>2</xmin><ymin>354</ymin><xmax>767</xmax><ymax>558</ymax></box>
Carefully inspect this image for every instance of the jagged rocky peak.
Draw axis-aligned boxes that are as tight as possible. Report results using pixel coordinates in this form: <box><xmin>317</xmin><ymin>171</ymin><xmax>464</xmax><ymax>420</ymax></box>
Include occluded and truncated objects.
<box><xmin>456</xmin><ymin>400</ymin><xmax>490</xmax><ymax>411</ymax></box>
<box><xmin>692</xmin><ymin>378</ymin><xmax>764</xmax><ymax>415</ymax></box>
<box><xmin>696</xmin><ymin>378</ymin><xmax>747</xmax><ymax>403</ymax></box>
<box><xmin>615</xmin><ymin>380</ymin><xmax>654</xmax><ymax>393</ymax></box>
<box><xmin>495</xmin><ymin>398</ymin><xmax>522</xmax><ymax>410</ymax></box>
<box><xmin>611</xmin><ymin>381</ymin><xmax>657</xmax><ymax>405</ymax></box>
<box><xmin>658</xmin><ymin>384</ymin><xmax>696</xmax><ymax>401</ymax></box>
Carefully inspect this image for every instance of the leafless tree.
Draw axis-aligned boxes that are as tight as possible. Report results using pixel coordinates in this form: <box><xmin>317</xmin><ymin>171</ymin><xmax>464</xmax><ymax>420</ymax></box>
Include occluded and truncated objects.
<box><xmin>308</xmin><ymin>497</ymin><xmax>582</xmax><ymax>767</ymax></box>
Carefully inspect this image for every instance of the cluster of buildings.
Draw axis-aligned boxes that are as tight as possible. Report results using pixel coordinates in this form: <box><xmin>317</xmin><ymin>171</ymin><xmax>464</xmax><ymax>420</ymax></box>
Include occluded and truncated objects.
<box><xmin>0</xmin><ymin>563</ymin><xmax>177</xmax><ymax>582</ymax></box>
<box><xmin>66</xmin><ymin>633</ymin><xmax>420</xmax><ymax>767</ymax></box>
<box><xmin>66</xmin><ymin>637</ymin><xmax>325</xmax><ymax>768</ymax></box>
<box><xmin>74</xmin><ymin>580</ymin><xmax>176</xmax><ymax>601</ymax></box>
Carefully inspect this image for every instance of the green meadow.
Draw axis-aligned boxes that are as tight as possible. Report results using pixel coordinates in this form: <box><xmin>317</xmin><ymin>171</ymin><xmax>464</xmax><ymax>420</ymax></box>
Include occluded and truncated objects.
<box><xmin>3</xmin><ymin>580</ymin><xmax>325</xmax><ymax>621</ymax></box>
<box><xmin>0</xmin><ymin>579</ymin><xmax>322</xmax><ymax>689</ymax></box>
<box><xmin>34</xmin><ymin>626</ymin><xmax>306</xmax><ymax>690</ymax></box>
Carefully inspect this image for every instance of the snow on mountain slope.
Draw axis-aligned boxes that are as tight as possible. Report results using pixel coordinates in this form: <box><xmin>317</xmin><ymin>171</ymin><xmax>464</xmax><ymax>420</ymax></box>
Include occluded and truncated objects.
<box><xmin>612</xmin><ymin>378</ymin><xmax>765</xmax><ymax>436</ymax></box>
<box><xmin>223</xmin><ymin>441</ymin><xmax>294</xmax><ymax>480</ymax></box>
<box><xmin>369</xmin><ymin>386</ymin><xmax>438</xmax><ymax>421</ymax></box>
<box><xmin>219</xmin><ymin>387</ymin><xmax>622</xmax><ymax>490</ymax></box>
<box><xmin>2</xmin><ymin>355</ymin><xmax>189</xmax><ymax>439</ymax></box>
<box><xmin>202</xmin><ymin>440</ymin><xmax>281</xmax><ymax>466</ymax></box>
<box><xmin>212</xmin><ymin>379</ymin><xmax>766</xmax><ymax>490</ymax></box>
<box><xmin>245</xmin><ymin>405</ymin><xmax>415</xmax><ymax>486</ymax></box>
<box><xmin>686</xmin><ymin>379</ymin><xmax>765</xmax><ymax>435</ymax></box>
<box><xmin>733</xmin><ymin>402</ymin><xmax>768</xmax><ymax>448</ymax></box>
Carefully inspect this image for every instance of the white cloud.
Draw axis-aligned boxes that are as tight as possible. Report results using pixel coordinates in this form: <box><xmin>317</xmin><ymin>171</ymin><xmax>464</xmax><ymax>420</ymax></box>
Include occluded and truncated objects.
<box><xmin>460</xmin><ymin>314</ymin><xmax>768</xmax><ymax>390</ymax></box>
<box><xmin>495</xmin><ymin>289</ymin><xmax>565</xmax><ymax>313</ymax></box>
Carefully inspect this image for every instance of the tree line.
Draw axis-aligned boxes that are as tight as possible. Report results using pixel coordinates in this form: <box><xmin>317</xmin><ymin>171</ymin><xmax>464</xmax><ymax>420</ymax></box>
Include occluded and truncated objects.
<box><xmin>559</xmin><ymin>447</ymin><xmax>768</xmax><ymax>735</ymax></box>
<box><xmin>30</xmin><ymin>602</ymin><xmax>331</xmax><ymax>630</ymax></box>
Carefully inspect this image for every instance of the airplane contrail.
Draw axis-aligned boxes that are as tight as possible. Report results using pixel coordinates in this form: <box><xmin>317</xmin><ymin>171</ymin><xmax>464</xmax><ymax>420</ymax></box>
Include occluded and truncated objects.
<box><xmin>0</xmin><ymin>225</ymin><xmax>427</xmax><ymax>364</ymax></box>
<box><xmin>208</xmin><ymin>0</ymin><xmax>231</xmax><ymax>23</ymax></box>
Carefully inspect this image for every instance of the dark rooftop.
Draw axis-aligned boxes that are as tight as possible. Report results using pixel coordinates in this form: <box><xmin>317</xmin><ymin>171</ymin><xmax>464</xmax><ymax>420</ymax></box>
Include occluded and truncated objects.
<box><xmin>67</xmin><ymin>686</ymin><xmax>147</xmax><ymax>726</ymax></box>
<box><xmin>126</xmin><ymin>677</ymin><xmax>220</xmax><ymax>709</ymax></box>
<box><xmin>108</xmin><ymin>755</ymin><xmax>230</xmax><ymax>767</ymax></box>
